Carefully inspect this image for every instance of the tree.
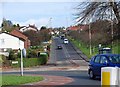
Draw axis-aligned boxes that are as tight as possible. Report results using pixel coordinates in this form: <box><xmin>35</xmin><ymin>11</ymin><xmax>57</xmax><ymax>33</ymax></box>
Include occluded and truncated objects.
<box><xmin>39</xmin><ymin>29</ymin><xmax>51</xmax><ymax>42</ymax></box>
<box><xmin>75</xmin><ymin>1</ymin><xmax>120</xmax><ymax>38</ymax></box>
<box><xmin>40</xmin><ymin>26</ymin><xmax>47</xmax><ymax>30</ymax></box>
<box><xmin>1</xmin><ymin>18</ymin><xmax>19</xmax><ymax>32</ymax></box>
<box><xmin>23</xmin><ymin>30</ymin><xmax>42</xmax><ymax>46</ymax></box>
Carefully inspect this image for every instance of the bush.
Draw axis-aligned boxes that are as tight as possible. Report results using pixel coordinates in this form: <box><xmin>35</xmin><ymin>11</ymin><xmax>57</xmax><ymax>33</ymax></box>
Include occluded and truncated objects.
<box><xmin>1</xmin><ymin>55</ymin><xmax>11</xmax><ymax>67</ymax></box>
<box><xmin>17</xmin><ymin>51</ymin><xmax>21</xmax><ymax>58</ymax></box>
<box><xmin>8</xmin><ymin>50</ymin><xmax>17</xmax><ymax>60</ymax></box>
<box><xmin>26</xmin><ymin>49</ymin><xmax>37</xmax><ymax>58</ymax></box>
<box><xmin>11</xmin><ymin>55</ymin><xmax>48</xmax><ymax>68</ymax></box>
<box><xmin>38</xmin><ymin>53</ymin><xmax>48</xmax><ymax>65</ymax></box>
<box><xmin>0</xmin><ymin>55</ymin><xmax>3</xmax><ymax>63</ymax></box>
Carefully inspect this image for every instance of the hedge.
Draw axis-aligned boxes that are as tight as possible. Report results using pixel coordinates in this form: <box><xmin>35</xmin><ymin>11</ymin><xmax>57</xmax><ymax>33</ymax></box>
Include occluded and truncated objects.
<box><xmin>11</xmin><ymin>54</ymin><xmax>48</xmax><ymax>68</ymax></box>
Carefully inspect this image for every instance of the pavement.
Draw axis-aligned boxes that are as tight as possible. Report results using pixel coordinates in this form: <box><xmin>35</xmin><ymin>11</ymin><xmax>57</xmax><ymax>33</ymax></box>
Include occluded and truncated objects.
<box><xmin>1</xmin><ymin>64</ymin><xmax>88</xmax><ymax>72</ymax></box>
<box><xmin>24</xmin><ymin>75</ymin><xmax>74</xmax><ymax>86</ymax></box>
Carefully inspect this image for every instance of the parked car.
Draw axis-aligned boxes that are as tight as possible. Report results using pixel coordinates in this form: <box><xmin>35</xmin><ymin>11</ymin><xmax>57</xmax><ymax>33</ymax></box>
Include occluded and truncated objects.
<box><xmin>63</xmin><ymin>39</ymin><xmax>69</xmax><ymax>44</ymax></box>
<box><xmin>88</xmin><ymin>54</ymin><xmax>120</xmax><ymax>79</ymax></box>
<box><xmin>99</xmin><ymin>47</ymin><xmax>112</xmax><ymax>54</ymax></box>
<box><xmin>57</xmin><ymin>45</ymin><xmax>62</xmax><ymax>49</ymax></box>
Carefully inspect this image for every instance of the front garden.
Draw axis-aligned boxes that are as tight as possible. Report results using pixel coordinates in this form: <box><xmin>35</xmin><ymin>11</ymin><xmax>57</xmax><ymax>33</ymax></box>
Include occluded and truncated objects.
<box><xmin>1</xmin><ymin>44</ymin><xmax>50</xmax><ymax>68</ymax></box>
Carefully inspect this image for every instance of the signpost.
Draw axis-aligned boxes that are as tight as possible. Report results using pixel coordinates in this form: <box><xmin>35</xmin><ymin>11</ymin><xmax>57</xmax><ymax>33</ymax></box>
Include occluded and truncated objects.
<box><xmin>20</xmin><ymin>49</ymin><xmax>23</xmax><ymax>76</ymax></box>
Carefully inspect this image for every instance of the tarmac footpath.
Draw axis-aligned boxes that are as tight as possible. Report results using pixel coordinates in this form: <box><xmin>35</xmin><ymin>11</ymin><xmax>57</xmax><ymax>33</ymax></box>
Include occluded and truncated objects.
<box><xmin>24</xmin><ymin>75</ymin><xmax>74</xmax><ymax>86</ymax></box>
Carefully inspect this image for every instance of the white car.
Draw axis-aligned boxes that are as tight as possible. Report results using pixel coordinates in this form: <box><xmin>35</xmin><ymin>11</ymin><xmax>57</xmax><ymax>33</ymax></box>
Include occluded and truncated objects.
<box><xmin>64</xmin><ymin>39</ymin><xmax>69</xmax><ymax>44</ymax></box>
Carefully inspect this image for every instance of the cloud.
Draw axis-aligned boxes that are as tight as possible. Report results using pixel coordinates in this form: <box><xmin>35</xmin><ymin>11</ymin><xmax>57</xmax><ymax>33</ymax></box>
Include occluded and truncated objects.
<box><xmin>13</xmin><ymin>18</ymin><xmax>50</xmax><ymax>29</ymax></box>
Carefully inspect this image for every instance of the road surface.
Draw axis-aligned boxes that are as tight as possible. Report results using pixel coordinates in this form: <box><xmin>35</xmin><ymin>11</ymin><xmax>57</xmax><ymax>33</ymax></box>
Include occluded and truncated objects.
<box><xmin>48</xmin><ymin>37</ymin><xmax>88</xmax><ymax>67</ymax></box>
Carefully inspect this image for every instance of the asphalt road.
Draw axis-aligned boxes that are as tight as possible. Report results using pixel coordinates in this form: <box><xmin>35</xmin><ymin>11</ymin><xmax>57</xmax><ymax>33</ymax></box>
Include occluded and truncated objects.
<box><xmin>48</xmin><ymin>37</ymin><xmax>88</xmax><ymax>67</ymax></box>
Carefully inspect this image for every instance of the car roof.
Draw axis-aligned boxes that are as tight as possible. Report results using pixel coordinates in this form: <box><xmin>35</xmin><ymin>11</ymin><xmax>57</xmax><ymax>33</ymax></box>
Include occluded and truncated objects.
<box><xmin>96</xmin><ymin>54</ymin><xmax>119</xmax><ymax>56</ymax></box>
<box><xmin>64</xmin><ymin>38</ymin><xmax>68</xmax><ymax>40</ymax></box>
<box><xmin>58</xmin><ymin>45</ymin><xmax>62</xmax><ymax>46</ymax></box>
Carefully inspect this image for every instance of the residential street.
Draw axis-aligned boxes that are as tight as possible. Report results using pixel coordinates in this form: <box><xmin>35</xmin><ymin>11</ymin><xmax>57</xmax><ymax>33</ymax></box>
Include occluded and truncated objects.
<box><xmin>48</xmin><ymin>37</ymin><xmax>88</xmax><ymax>67</ymax></box>
<box><xmin>2</xmin><ymin>37</ymin><xmax>101</xmax><ymax>86</ymax></box>
<box><xmin>1</xmin><ymin>1</ymin><xmax>120</xmax><ymax>86</ymax></box>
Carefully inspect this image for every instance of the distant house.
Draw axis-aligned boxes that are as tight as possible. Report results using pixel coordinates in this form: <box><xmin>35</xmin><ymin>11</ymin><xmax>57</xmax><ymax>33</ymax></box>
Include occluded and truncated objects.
<box><xmin>0</xmin><ymin>32</ymin><xmax>24</xmax><ymax>50</ymax></box>
<box><xmin>67</xmin><ymin>26</ymin><xmax>79</xmax><ymax>31</ymax></box>
<box><xmin>10</xmin><ymin>29</ymin><xmax>31</xmax><ymax>49</ymax></box>
<box><xmin>67</xmin><ymin>25</ymin><xmax>89</xmax><ymax>31</ymax></box>
<box><xmin>19</xmin><ymin>24</ymin><xmax>38</xmax><ymax>32</ymax></box>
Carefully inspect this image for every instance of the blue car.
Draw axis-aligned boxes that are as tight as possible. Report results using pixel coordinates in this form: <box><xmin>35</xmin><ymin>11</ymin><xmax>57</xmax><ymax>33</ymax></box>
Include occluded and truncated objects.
<box><xmin>88</xmin><ymin>54</ymin><xmax>120</xmax><ymax>79</ymax></box>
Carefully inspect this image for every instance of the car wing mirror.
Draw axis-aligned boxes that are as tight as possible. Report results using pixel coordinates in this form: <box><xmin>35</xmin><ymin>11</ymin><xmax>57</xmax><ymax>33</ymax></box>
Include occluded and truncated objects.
<box><xmin>103</xmin><ymin>61</ymin><xmax>108</xmax><ymax>65</ymax></box>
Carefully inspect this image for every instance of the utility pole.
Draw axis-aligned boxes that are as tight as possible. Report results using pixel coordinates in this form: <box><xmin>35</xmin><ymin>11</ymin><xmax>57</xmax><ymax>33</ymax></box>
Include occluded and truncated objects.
<box><xmin>86</xmin><ymin>17</ymin><xmax>92</xmax><ymax>55</ymax></box>
<box><xmin>110</xmin><ymin>0</ymin><xmax>114</xmax><ymax>53</ymax></box>
<box><xmin>89</xmin><ymin>21</ymin><xmax>92</xmax><ymax>55</ymax></box>
<box><xmin>87</xmin><ymin>15</ymin><xmax>92</xmax><ymax>55</ymax></box>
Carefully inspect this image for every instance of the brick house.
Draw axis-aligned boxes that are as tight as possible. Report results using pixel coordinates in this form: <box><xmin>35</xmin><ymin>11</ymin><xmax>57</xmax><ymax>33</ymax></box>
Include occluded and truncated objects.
<box><xmin>10</xmin><ymin>29</ymin><xmax>31</xmax><ymax>49</ymax></box>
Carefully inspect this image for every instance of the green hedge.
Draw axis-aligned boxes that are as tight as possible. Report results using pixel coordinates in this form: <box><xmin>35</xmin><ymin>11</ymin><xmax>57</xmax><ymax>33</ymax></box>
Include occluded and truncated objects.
<box><xmin>11</xmin><ymin>54</ymin><xmax>48</xmax><ymax>68</ymax></box>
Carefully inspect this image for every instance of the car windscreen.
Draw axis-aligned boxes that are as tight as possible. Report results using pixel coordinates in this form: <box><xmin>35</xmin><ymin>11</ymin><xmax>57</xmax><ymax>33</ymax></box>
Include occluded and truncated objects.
<box><xmin>109</xmin><ymin>55</ymin><xmax>120</xmax><ymax>64</ymax></box>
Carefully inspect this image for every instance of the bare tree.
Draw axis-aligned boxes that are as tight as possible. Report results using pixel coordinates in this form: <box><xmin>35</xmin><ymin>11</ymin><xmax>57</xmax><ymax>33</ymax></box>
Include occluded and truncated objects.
<box><xmin>75</xmin><ymin>0</ymin><xmax>120</xmax><ymax>37</ymax></box>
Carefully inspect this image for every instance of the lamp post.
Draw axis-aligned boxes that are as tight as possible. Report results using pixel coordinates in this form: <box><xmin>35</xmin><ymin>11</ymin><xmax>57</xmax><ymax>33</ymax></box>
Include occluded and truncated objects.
<box><xmin>49</xmin><ymin>17</ymin><xmax>52</xmax><ymax>29</ymax></box>
<box><xmin>89</xmin><ymin>22</ymin><xmax>92</xmax><ymax>55</ymax></box>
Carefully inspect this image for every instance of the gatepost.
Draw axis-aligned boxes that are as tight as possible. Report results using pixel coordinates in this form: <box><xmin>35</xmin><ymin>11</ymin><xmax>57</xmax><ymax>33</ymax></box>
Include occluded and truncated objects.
<box><xmin>101</xmin><ymin>67</ymin><xmax>119</xmax><ymax>87</ymax></box>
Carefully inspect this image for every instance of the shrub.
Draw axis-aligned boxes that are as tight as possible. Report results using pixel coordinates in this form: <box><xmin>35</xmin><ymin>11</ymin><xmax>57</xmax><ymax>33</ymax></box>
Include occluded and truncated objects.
<box><xmin>0</xmin><ymin>55</ymin><xmax>3</xmax><ymax>63</ymax></box>
<box><xmin>11</xmin><ymin>55</ymin><xmax>48</xmax><ymax>68</ymax></box>
<box><xmin>17</xmin><ymin>51</ymin><xmax>21</xmax><ymax>58</ymax></box>
<box><xmin>38</xmin><ymin>53</ymin><xmax>48</xmax><ymax>65</ymax></box>
<box><xmin>8</xmin><ymin>50</ymin><xmax>17</xmax><ymax>60</ymax></box>
<box><xmin>26</xmin><ymin>49</ymin><xmax>37</xmax><ymax>58</ymax></box>
<box><xmin>1</xmin><ymin>55</ymin><xmax>11</xmax><ymax>67</ymax></box>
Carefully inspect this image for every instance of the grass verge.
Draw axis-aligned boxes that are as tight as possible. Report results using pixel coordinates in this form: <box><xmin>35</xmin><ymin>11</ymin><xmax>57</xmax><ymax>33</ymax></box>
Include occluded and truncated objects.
<box><xmin>2</xmin><ymin>75</ymin><xmax>44</xmax><ymax>86</ymax></box>
<box><xmin>69</xmin><ymin>37</ymin><xmax>120</xmax><ymax>58</ymax></box>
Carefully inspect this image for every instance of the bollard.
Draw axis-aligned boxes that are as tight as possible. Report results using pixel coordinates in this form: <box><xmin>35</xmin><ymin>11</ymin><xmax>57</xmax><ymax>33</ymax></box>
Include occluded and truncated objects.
<box><xmin>101</xmin><ymin>67</ymin><xmax>119</xmax><ymax>86</ymax></box>
<box><xmin>118</xmin><ymin>68</ymin><xmax>120</xmax><ymax>87</ymax></box>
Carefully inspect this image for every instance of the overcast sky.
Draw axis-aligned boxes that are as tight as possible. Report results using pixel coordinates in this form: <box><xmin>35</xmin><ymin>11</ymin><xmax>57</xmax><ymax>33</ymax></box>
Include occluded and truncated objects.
<box><xmin>0</xmin><ymin>1</ymin><xmax>80</xmax><ymax>29</ymax></box>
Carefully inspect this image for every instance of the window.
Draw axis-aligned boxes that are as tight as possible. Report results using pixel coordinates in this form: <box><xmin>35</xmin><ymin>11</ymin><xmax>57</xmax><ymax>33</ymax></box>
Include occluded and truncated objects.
<box><xmin>94</xmin><ymin>56</ymin><xmax>100</xmax><ymax>63</ymax></box>
<box><xmin>90</xmin><ymin>56</ymin><xmax>95</xmax><ymax>62</ymax></box>
<box><xmin>109</xmin><ymin>55</ymin><xmax>120</xmax><ymax>64</ymax></box>
<box><xmin>1</xmin><ymin>39</ymin><xmax>5</xmax><ymax>44</ymax></box>
<box><xmin>100</xmin><ymin>56</ymin><xmax>108</xmax><ymax>64</ymax></box>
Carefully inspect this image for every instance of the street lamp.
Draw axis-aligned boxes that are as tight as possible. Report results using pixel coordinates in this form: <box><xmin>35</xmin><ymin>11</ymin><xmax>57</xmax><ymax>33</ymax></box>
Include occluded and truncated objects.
<box><xmin>49</xmin><ymin>17</ymin><xmax>52</xmax><ymax>29</ymax></box>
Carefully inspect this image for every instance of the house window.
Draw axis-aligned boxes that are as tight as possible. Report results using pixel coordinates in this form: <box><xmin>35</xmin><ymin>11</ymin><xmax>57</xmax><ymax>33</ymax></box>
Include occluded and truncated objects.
<box><xmin>1</xmin><ymin>39</ymin><xmax>5</xmax><ymax>44</ymax></box>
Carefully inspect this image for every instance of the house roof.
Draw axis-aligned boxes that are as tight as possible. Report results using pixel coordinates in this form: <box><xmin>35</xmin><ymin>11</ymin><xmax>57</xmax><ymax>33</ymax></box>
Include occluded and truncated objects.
<box><xmin>28</xmin><ymin>24</ymin><xmax>38</xmax><ymax>30</ymax></box>
<box><xmin>19</xmin><ymin>24</ymin><xmax>38</xmax><ymax>32</ymax></box>
<box><xmin>67</xmin><ymin>26</ymin><xmax>79</xmax><ymax>31</ymax></box>
<box><xmin>67</xmin><ymin>24</ymin><xmax>89</xmax><ymax>31</ymax></box>
<box><xmin>10</xmin><ymin>29</ymin><xmax>28</xmax><ymax>40</ymax></box>
<box><xmin>0</xmin><ymin>32</ymin><xmax>25</xmax><ymax>41</ymax></box>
